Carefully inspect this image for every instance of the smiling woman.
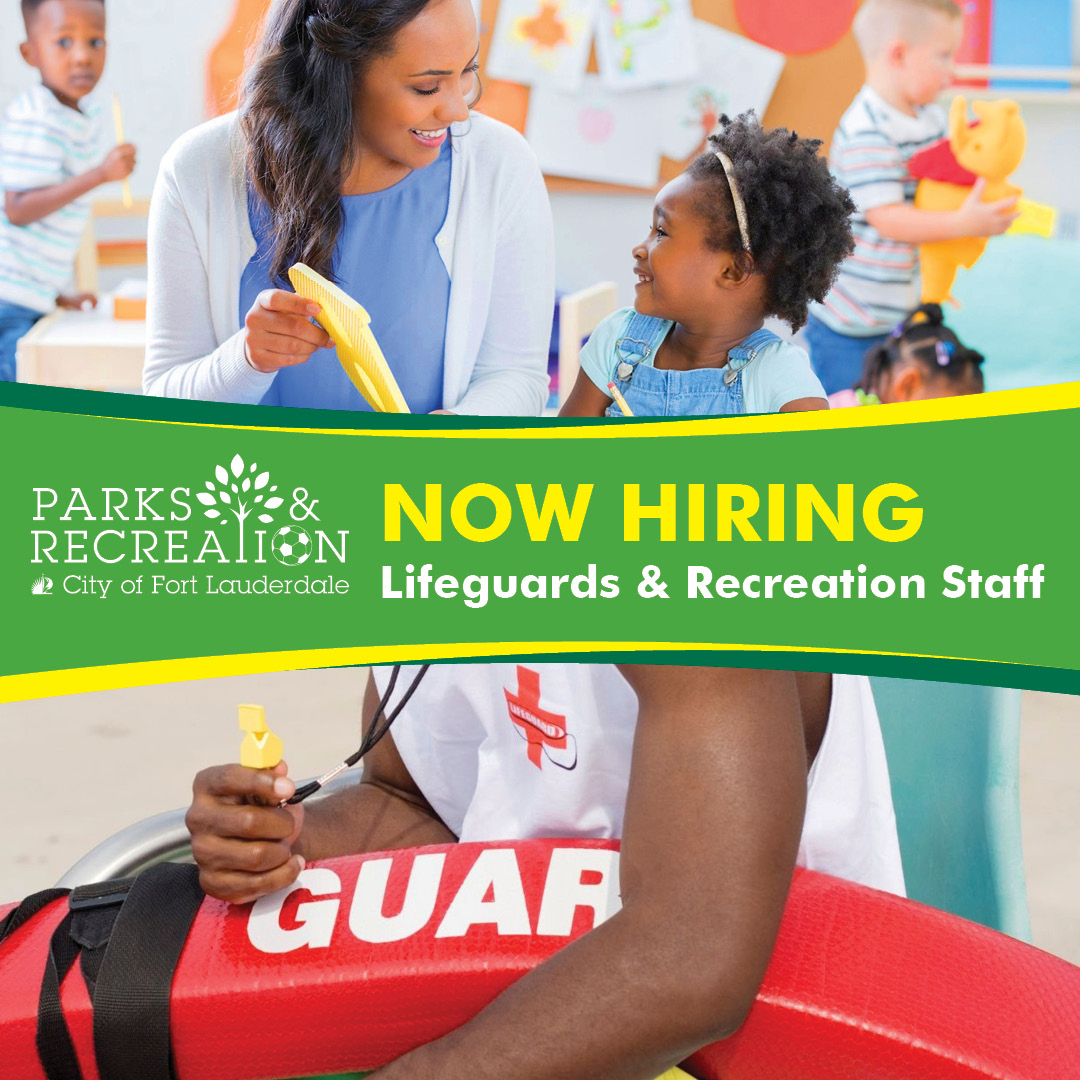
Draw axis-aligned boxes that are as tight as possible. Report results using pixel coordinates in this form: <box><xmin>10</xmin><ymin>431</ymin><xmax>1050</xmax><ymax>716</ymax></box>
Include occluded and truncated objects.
<box><xmin>142</xmin><ymin>0</ymin><xmax>554</xmax><ymax>416</ymax></box>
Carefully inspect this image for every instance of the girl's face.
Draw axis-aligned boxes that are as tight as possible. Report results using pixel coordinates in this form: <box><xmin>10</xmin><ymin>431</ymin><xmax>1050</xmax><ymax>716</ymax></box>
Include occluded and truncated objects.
<box><xmin>354</xmin><ymin>0</ymin><xmax>479</xmax><ymax>174</ymax></box>
<box><xmin>631</xmin><ymin>173</ymin><xmax>740</xmax><ymax>325</ymax></box>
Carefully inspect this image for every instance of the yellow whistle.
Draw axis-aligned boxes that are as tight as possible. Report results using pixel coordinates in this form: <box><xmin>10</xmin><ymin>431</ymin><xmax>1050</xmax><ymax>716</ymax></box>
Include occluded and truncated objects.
<box><xmin>238</xmin><ymin>703</ymin><xmax>283</xmax><ymax>770</ymax></box>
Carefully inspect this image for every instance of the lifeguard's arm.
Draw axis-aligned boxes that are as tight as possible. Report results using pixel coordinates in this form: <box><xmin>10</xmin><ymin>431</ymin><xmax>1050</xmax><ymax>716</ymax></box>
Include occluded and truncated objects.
<box><xmin>559</xmin><ymin>368</ymin><xmax>613</xmax><ymax>417</ymax></box>
<box><xmin>372</xmin><ymin>665</ymin><xmax>808</xmax><ymax>1080</ymax></box>
<box><xmin>295</xmin><ymin>679</ymin><xmax>457</xmax><ymax>859</ymax></box>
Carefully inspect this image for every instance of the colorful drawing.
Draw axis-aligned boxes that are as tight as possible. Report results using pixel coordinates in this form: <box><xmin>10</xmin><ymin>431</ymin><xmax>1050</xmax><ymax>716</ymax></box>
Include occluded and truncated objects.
<box><xmin>487</xmin><ymin>0</ymin><xmax>597</xmax><ymax>94</ymax></box>
<box><xmin>515</xmin><ymin>1</ymin><xmax>573</xmax><ymax>49</ymax></box>
<box><xmin>526</xmin><ymin>75</ymin><xmax>666</xmax><ymax>186</ymax></box>
<box><xmin>595</xmin><ymin>0</ymin><xmax>698</xmax><ymax>90</ymax></box>
<box><xmin>658</xmin><ymin>22</ymin><xmax>786</xmax><ymax>162</ymax></box>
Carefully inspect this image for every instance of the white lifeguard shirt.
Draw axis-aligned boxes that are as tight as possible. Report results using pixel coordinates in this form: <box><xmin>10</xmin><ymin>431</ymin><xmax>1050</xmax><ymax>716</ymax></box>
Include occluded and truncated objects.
<box><xmin>372</xmin><ymin>665</ymin><xmax>906</xmax><ymax>897</ymax></box>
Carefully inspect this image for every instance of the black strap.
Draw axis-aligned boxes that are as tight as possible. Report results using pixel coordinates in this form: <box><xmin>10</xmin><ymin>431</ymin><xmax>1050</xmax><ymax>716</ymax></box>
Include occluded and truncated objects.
<box><xmin>91</xmin><ymin>863</ymin><xmax>204</xmax><ymax>1080</ymax></box>
<box><xmin>0</xmin><ymin>887</ymin><xmax>69</xmax><ymax>945</ymax></box>
<box><xmin>36</xmin><ymin>911</ymin><xmax>84</xmax><ymax>1080</ymax></box>
<box><xmin>35</xmin><ymin>879</ymin><xmax>132</xmax><ymax>1080</ymax></box>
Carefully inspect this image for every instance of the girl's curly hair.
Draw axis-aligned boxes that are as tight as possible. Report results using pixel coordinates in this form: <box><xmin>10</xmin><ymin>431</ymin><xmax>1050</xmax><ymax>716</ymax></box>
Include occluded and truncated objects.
<box><xmin>686</xmin><ymin>112</ymin><xmax>855</xmax><ymax>331</ymax></box>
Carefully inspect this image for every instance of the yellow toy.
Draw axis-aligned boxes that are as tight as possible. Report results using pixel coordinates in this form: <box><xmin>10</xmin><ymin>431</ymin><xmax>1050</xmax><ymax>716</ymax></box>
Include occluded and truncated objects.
<box><xmin>912</xmin><ymin>97</ymin><xmax>1025</xmax><ymax>305</ymax></box>
<box><xmin>1008</xmin><ymin>198</ymin><xmax>1057</xmax><ymax>239</ymax></box>
<box><xmin>288</xmin><ymin>263</ymin><xmax>410</xmax><ymax>413</ymax></box>
<box><xmin>238</xmin><ymin>703</ymin><xmax>284</xmax><ymax>770</ymax></box>
<box><xmin>654</xmin><ymin>1070</ymin><xmax>694</xmax><ymax>1080</ymax></box>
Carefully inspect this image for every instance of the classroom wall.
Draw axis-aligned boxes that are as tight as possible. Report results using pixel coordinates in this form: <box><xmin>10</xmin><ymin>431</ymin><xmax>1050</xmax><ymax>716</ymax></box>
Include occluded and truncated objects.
<box><xmin>1</xmin><ymin>0</ymin><xmax>1077</xmax><ymax>308</ymax></box>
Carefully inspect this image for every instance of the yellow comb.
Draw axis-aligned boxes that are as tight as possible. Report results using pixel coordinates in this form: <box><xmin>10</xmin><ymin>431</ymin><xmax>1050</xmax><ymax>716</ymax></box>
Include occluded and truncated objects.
<box><xmin>288</xmin><ymin>263</ymin><xmax>410</xmax><ymax>413</ymax></box>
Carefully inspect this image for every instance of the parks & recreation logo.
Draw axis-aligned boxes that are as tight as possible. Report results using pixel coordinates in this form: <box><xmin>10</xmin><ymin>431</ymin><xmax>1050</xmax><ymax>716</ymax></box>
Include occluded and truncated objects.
<box><xmin>29</xmin><ymin>453</ymin><xmax>350</xmax><ymax>600</ymax></box>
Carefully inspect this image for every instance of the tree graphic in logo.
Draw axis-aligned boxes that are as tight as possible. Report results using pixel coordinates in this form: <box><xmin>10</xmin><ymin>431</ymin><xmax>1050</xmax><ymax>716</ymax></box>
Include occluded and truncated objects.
<box><xmin>197</xmin><ymin>454</ymin><xmax>284</xmax><ymax>562</ymax></box>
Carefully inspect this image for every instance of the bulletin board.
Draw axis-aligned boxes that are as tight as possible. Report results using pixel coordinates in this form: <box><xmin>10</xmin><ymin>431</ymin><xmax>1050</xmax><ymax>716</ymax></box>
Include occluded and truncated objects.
<box><xmin>474</xmin><ymin>0</ymin><xmax>867</xmax><ymax>194</ymax></box>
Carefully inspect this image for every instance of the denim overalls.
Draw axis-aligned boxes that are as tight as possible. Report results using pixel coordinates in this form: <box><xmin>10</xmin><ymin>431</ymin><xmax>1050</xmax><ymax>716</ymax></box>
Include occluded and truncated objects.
<box><xmin>605</xmin><ymin>312</ymin><xmax>781</xmax><ymax>418</ymax></box>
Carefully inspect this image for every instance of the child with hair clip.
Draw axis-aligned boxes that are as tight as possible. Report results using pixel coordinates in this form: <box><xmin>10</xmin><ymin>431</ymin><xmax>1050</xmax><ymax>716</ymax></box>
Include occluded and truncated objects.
<box><xmin>829</xmin><ymin>302</ymin><xmax>984</xmax><ymax>408</ymax></box>
<box><xmin>559</xmin><ymin>113</ymin><xmax>855</xmax><ymax>418</ymax></box>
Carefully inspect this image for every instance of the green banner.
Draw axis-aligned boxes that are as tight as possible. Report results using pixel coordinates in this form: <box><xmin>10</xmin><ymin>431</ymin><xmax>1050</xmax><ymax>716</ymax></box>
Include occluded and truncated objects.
<box><xmin>1</xmin><ymin>382</ymin><xmax>1077</xmax><ymax>699</ymax></box>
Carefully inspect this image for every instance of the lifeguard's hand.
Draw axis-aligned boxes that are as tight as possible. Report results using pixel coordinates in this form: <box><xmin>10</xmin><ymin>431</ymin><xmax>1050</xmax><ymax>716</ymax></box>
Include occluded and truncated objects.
<box><xmin>956</xmin><ymin>178</ymin><xmax>1020</xmax><ymax>238</ymax></box>
<box><xmin>243</xmin><ymin>289</ymin><xmax>335</xmax><ymax>374</ymax></box>
<box><xmin>186</xmin><ymin>760</ymin><xmax>306</xmax><ymax>904</ymax></box>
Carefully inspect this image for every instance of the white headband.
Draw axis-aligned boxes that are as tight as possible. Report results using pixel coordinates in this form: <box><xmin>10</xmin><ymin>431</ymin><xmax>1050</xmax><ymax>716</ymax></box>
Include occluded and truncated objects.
<box><xmin>715</xmin><ymin>151</ymin><xmax>751</xmax><ymax>254</ymax></box>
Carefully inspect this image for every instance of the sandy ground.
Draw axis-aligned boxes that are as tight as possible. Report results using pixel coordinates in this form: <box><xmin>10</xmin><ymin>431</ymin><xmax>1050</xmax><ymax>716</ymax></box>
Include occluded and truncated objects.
<box><xmin>1</xmin><ymin>673</ymin><xmax>1077</xmax><ymax>965</ymax></box>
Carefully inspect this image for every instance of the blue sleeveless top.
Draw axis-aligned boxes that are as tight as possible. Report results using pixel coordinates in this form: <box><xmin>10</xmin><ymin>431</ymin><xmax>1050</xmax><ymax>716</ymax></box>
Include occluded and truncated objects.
<box><xmin>239</xmin><ymin>139</ymin><xmax>452</xmax><ymax>412</ymax></box>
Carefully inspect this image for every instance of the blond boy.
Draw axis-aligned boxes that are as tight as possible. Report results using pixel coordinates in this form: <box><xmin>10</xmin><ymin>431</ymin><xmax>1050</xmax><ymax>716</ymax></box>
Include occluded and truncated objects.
<box><xmin>805</xmin><ymin>0</ymin><xmax>1017</xmax><ymax>394</ymax></box>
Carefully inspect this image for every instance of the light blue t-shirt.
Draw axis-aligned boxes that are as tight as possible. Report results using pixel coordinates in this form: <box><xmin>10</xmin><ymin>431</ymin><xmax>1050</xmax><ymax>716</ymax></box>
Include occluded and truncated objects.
<box><xmin>580</xmin><ymin>308</ymin><xmax>826</xmax><ymax>414</ymax></box>
<box><xmin>240</xmin><ymin>138</ymin><xmax>452</xmax><ymax>412</ymax></box>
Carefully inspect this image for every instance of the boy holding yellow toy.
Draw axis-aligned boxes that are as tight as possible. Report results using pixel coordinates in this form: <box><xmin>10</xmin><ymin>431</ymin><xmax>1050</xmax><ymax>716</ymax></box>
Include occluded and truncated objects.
<box><xmin>804</xmin><ymin>0</ymin><xmax>1017</xmax><ymax>394</ymax></box>
<box><xmin>0</xmin><ymin>0</ymin><xmax>136</xmax><ymax>381</ymax></box>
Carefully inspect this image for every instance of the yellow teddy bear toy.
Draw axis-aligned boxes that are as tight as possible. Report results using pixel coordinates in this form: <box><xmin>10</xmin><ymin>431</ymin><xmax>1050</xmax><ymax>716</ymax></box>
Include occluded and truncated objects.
<box><xmin>913</xmin><ymin>96</ymin><xmax>1025</xmax><ymax>305</ymax></box>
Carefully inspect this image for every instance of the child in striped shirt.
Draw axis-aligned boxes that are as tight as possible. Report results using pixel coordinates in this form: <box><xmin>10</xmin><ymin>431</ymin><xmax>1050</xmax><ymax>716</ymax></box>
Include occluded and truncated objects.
<box><xmin>805</xmin><ymin>0</ymin><xmax>1016</xmax><ymax>396</ymax></box>
<box><xmin>0</xmin><ymin>0</ymin><xmax>136</xmax><ymax>381</ymax></box>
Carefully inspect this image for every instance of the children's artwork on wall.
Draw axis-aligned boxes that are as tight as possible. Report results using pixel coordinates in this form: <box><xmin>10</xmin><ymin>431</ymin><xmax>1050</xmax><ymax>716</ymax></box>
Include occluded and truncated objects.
<box><xmin>733</xmin><ymin>0</ymin><xmax>858</xmax><ymax>56</ymax></box>
<box><xmin>486</xmin><ymin>0</ymin><xmax>598</xmax><ymax>93</ymax></box>
<box><xmin>526</xmin><ymin>75</ymin><xmax>665</xmax><ymax>186</ymax></box>
<box><xmin>594</xmin><ymin>0</ymin><xmax>699</xmax><ymax>90</ymax></box>
<box><xmin>657</xmin><ymin>21</ymin><xmax>786</xmax><ymax>161</ymax></box>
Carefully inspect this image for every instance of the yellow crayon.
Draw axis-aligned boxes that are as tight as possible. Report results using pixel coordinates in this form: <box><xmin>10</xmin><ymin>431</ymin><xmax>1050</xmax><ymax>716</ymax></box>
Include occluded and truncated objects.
<box><xmin>111</xmin><ymin>94</ymin><xmax>133</xmax><ymax>209</ymax></box>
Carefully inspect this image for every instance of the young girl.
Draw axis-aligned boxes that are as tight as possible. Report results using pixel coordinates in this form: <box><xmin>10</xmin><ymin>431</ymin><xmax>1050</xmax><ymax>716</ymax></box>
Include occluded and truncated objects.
<box><xmin>829</xmin><ymin>303</ymin><xmax>985</xmax><ymax>408</ymax></box>
<box><xmin>560</xmin><ymin>113</ymin><xmax>856</xmax><ymax>418</ymax></box>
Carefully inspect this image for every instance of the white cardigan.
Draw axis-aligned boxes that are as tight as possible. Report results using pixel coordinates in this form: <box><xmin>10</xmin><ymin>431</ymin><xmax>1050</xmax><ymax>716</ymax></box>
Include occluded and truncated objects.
<box><xmin>143</xmin><ymin>112</ymin><xmax>555</xmax><ymax>415</ymax></box>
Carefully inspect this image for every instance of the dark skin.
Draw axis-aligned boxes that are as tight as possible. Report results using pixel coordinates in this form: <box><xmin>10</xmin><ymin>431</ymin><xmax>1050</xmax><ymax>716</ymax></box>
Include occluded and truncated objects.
<box><xmin>873</xmin><ymin>347</ymin><xmax>983</xmax><ymax>404</ymax></box>
<box><xmin>560</xmin><ymin>174</ymin><xmax>828</xmax><ymax>419</ymax></box>
<box><xmin>187</xmin><ymin>665</ymin><xmax>832</xmax><ymax>1080</ymax></box>
<box><xmin>6</xmin><ymin>0</ymin><xmax>136</xmax><ymax>309</ymax></box>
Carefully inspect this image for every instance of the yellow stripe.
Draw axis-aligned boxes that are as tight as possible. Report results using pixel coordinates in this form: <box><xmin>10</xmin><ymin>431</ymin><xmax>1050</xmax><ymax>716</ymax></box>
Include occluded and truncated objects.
<box><xmin>0</xmin><ymin>641</ymin><xmax>1035</xmax><ymax>704</ymax></box>
<box><xmin>31</xmin><ymin>381</ymin><xmax>1080</xmax><ymax>441</ymax></box>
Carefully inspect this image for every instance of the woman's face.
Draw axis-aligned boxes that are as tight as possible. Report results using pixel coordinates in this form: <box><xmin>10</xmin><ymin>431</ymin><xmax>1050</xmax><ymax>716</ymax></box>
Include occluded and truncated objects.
<box><xmin>355</xmin><ymin>0</ymin><xmax>480</xmax><ymax>173</ymax></box>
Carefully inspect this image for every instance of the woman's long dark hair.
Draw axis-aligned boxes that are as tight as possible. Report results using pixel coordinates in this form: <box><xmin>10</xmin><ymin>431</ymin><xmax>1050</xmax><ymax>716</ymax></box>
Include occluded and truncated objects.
<box><xmin>240</xmin><ymin>0</ymin><xmax>436</xmax><ymax>285</ymax></box>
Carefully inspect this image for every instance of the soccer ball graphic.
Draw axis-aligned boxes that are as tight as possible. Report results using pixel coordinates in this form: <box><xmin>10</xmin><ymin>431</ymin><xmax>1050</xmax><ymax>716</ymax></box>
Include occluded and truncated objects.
<box><xmin>271</xmin><ymin>525</ymin><xmax>312</xmax><ymax>566</ymax></box>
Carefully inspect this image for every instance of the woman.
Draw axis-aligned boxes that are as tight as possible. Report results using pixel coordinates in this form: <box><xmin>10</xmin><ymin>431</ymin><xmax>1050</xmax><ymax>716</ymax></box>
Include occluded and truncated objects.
<box><xmin>143</xmin><ymin>0</ymin><xmax>554</xmax><ymax>415</ymax></box>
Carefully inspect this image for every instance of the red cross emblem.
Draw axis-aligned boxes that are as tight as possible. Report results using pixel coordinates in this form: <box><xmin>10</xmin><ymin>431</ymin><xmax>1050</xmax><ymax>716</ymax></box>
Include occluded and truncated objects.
<box><xmin>504</xmin><ymin>666</ymin><xmax>577</xmax><ymax>771</ymax></box>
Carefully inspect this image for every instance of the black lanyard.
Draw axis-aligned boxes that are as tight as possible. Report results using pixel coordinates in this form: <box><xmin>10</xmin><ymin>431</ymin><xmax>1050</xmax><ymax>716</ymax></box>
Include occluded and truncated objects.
<box><xmin>285</xmin><ymin>664</ymin><xmax>430</xmax><ymax>804</ymax></box>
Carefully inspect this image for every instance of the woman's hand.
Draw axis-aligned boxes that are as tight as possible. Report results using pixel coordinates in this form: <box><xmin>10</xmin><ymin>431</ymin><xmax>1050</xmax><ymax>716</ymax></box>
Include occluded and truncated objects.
<box><xmin>243</xmin><ymin>289</ymin><xmax>335</xmax><ymax>374</ymax></box>
<box><xmin>186</xmin><ymin>760</ymin><xmax>306</xmax><ymax>904</ymax></box>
